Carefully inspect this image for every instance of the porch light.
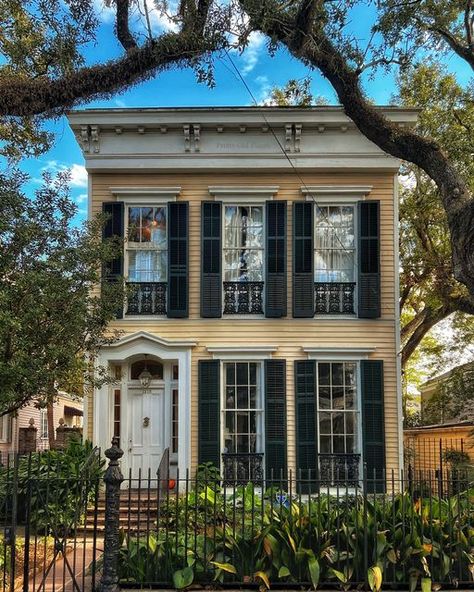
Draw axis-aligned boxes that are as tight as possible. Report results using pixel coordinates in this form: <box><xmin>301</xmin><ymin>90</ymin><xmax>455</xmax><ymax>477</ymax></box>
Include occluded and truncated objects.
<box><xmin>139</xmin><ymin>356</ymin><xmax>152</xmax><ymax>389</ymax></box>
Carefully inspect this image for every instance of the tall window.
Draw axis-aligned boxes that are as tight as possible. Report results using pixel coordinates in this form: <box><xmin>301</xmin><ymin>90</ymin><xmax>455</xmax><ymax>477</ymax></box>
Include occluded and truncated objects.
<box><xmin>223</xmin><ymin>362</ymin><xmax>262</xmax><ymax>455</ymax></box>
<box><xmin>314</xmin><ymin>205</ymin><xmax>356</xmax><ymax>314</ymax></box>
<box><xmin>0</xmin><ymin>415</ymin><xmax>11</xmax><ymax>443</ymax></box>
<box><xmin>314</xmin><ymin>206</ymin><xmax>355</xmax><ymax>282</ymax></box>
<box><xmin>223</xmin><ymin>206</ymin><xmax>264</xmax><ymax>314</ymax></box>
<box><xmin>40</xmin><ymin>410</ymin><xmax>48</xmax><ymax>440</ymax></box>
<box><xmin>318</xmin><ymin>362</ymin><xmax>358</xmax><ymax>455</ymax></box>
<box><xmin>127</xmin><ymin>206</ymin><xmax>167</xmax><ymax>282</ymax></box>
<box><xmin>317</xmin><ymin>361</ymin><xmax>360</xmax><ymax>486</ymax></box>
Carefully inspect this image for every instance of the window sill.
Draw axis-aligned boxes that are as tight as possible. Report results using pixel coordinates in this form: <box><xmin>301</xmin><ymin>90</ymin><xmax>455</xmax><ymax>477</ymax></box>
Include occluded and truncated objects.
<box><xmin>121</xmin><ymin>315</ymin><xmax>168</xmax><ymax>321</ymax></box>
<box><xmin>222</xmin><ymin>314</ymin><xmax>266</xmax><ymax>320</ymax></box>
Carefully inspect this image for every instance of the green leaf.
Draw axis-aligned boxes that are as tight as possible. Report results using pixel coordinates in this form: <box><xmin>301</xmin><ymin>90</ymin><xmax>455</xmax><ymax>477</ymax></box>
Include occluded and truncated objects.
<box><xmin>329</xmin><ymin>568</ymin><xmax>347</xmax><ymax>583</ymax></box>
<box><xmin>368</xmin><ymin>566</ymin><xmax>383</xmax><ymax>592</ymax></box>
<box><xmin>173</xmin><ymin>567</ymin><xmax>194</xmax><ymax>589</ymax></box>
<box><xmin>421</xmin><ymin>578</ymin><xmax>432</xmax><ymax>592</ymax></box>
<box><xmin>210</xmin><ymin>561</ymin><xmax>237</xmax><ymax>574</ymax></box>
<box><xmin>308</xmin><ymin>557</ymin><xmax>320</xmax><ymax>589</ymax></box>
<box><xmin>278</xmin><ymin>566</ymin><xmax>290</xmax><ymax>578</ymax></box>
<box><xmin>254</xmin><ymin>570</ymin><xmax>271</xmax><ymax>589</ymax></box>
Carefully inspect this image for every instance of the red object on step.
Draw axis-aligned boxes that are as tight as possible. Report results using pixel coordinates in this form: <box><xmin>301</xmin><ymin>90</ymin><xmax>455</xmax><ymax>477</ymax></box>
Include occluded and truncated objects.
<box><xmin>168</xmin><ymin>479</ymin><xmax>176</xmax><ymax>490</ymax></box>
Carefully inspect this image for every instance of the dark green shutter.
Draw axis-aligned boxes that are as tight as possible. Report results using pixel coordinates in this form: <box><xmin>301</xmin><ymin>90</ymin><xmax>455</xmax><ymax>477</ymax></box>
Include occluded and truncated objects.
<box><xmin>201</xmin><ymin>202</ymin><xmax>222</xmax><ymax>317</ymax></box>
<box><xmin>265</xmin><ymin>201</ymin><xmax>287</xmax><ymax>318</ymax></box>
<box><xmin>293</xmin><ymin>202</ymin><xmax>314</xmax><ymax>317</ymax></box>
<box><xmin>361</xmin><ymin>360</ymin><xmax>386</xmax><ymax>493</ymax></box>
<box><xmin>102</xmin><ymin>201</ymin><xmax>124</xmax><ymax>319</ymax></box>
<box><xmin>358</xmin><ymin>201</ymin><xmax>381</xmax><ymax>318</ymax></box>
<box><xmin>198</xmin><ymin>360</ymin><xmax>220</xmax><ymax>467</ymax></box>
<box><xmin>295</xmin><ymin>360</ymin><xmax>318</xmax><ymax>492</ymax></box>
<box><xmin>167</xmin><ymin>201</ymin><xmax>189</xmax><ymax>318</ymax></box>
<box><xmin>265</xmin><ymin>360</ymin><xmax>287</xmax><ymax>481</ymax></box>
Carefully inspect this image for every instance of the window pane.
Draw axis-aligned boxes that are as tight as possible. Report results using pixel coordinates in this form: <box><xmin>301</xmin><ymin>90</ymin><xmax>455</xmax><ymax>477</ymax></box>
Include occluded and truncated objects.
<box><xmin>226</xmin><ymin>363</ymin><xmax>235</xmax><ymax>384</ymax></box>
<box><xmin>128</xmin><ymin>208</ymin><xmax>141</xmax><ymax>241</ymax></box>
<box><xmin>320</xmin><ymin>435</ymin><xmax>331</xmax><ymax>453</ymax></box>
<box><xmin>249</xmin><ymin>386</ymin><xmax>257</xmax><ymax>408</ymax></box>
<box><xmin>151</xmin><ymin>207</ymin><xmax>167</xmax><ymax>247</ymax></box>
<box><xmin>332</xmin><ymin>412</ymin><xmax>345</xmax><ymax>434</ymax></box>
<box><xmin>226</xmin><ymin>387</ymin><xmax>235</xmax><ymax>408</ymax></box>
<box><xmin>332</xmin><ymin>387</ymin><xmax>344</xmax><ymax>409</ymax></box>
<box><xmin>128</xmin><ymin>251</ymin><xmax>167</xmax><ymax>282</ymax></box>
<box><xmin>237</xmin><ymin>386</ymin><xmax>248</xmax><ymax>408</ymax></box>
<box><xmin>345</xmin><ymin>387</ymin><xmax>356</xmax><ymax>410</ymax></box>
<box><xmin>249</xmin><ymin>363</ymin><xmax>257</xmax><ymax>385</ymax></box>
<box><xmin>236</xmin><ymin>363</ymin><xmax>248</xmax><ymax>384</ymax></box>
<box><xmin>332</xmin><ymin>363</ymin><xmax>344</xmax><ymax>385</ymax></box>
<box><xmin>237</xmin><ymin>434</ymin><xmax>249</xmax><ymax>452</ymax></box>
<box><xmin>237</xmin><ymin>412</ymin><xmax>249</xmax><ymax>433</ymax></box>
<box><xmin>319</xmin><ymin>412</ymin><xmax>331</xmax><ymax>435</ymax></box>
<box><xmin>318</xmin><ymin>363</ymin><xmax>330</xmax><ymax>385</ymax></box>
<box><xmin>345</xmin><ymin>364</ymin><xmax>356</xmax><ymax>386</ymax></box>
<box><xmin>319</xmin><ymin>386</ymin><xmax>330</xmax><ymax>409</ymax></box>
<box><xmin>333</xmin><ymin>436</ymin><xmax>345</xmax><ymax>453</ymax></box>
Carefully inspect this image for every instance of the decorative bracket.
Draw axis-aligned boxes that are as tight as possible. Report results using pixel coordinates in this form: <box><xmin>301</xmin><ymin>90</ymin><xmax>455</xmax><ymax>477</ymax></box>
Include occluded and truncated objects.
<box><xmin>284</xmin><ymin>123</ymin><xmax>303</xmax><ymax>153</ymax></box>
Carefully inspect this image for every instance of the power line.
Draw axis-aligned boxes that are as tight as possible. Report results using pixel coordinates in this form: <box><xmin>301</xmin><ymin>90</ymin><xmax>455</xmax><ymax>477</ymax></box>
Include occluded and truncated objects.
<box><xmin>222</xmin><ymin>49</ymin><xmax>359</xmax><ymax>271</ymax></box>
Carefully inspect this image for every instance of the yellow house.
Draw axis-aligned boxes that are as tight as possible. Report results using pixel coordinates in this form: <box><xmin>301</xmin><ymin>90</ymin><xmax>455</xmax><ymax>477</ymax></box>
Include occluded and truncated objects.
<box><xmin>68</xmin><ymin>106</ymin><xmax>416</xmax><ymax>491</ymax></box>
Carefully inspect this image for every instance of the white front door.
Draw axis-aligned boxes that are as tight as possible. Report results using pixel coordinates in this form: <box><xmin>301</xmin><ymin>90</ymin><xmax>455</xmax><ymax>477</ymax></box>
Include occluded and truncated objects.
<box><xmin>129</xmin><ymin>388</ymin><xmax>165</xmax><ymax>477</ymax></box>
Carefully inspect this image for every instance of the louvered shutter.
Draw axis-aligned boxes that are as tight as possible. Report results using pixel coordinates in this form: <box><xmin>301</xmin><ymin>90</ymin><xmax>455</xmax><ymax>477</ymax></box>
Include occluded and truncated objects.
<box><xmin>265</xmin><ymin>201</ymin><xmax>287</xmax><ymax>317</ymax></box>
<box><xmin>201</xmin><ymin>202</ymin><xmax>222</xmax><ymax>317</ymax></box>
<box><xmin>358</xmin><ymin>201</ymin><xmax>381</xmax><ymax>318</ymax></box>
<box><xmin>198</xmin><ymin>360</ymin><xmax>220</xmax><ymax>467</ymax></box>
<box><xmin>167</xmin><ymin>201</ymin><xmax>189</xmax><ymax>318</ymax></box>
<box><xmin>293</xmin><ymin>202</ymin><xmax>314</xmax><ymax>317</ymax></box>
<box><xmin>102</xmin><ymin>201</ymin><xmax>124</xmax><ymax>319</ymax></box>
<box><xmin>361</xmin><ymin>360</ymin><xmax>386</xmax><ymax>493</ymax></box>
<box><xmin>264</xmin><ymin>360</ymin><xmax>287</xmax><ymax>482</ymax></box>
<box><xmin>295</xmin><ymin>360</ymin><xmax>318</xmax><ymax>492</ymax></box>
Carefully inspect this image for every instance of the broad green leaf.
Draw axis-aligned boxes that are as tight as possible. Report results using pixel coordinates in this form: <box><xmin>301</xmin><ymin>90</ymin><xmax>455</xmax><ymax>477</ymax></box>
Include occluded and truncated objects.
<box><xmin>278</xmin><ymin>566</ymin><xmax>290</xmax><ymax>578</ymax></box>
<box><xmin>308</xmin><ymin>557</ymin><xmax>320</xmax><ymax>589</ymax></box>
<box><xmin>421</xmin><ymin>578</ymin><xmax>432</xmax><ymax>592</ymax></box>
<box><xmin>173</xmin><ymin>567</ymin><xmax>194</xmax><ymax>589</ymax></box>
<box><xmin>210</xmin><ymin>561</ymin><xmax>237</xmax><ymax>574</ymax></box>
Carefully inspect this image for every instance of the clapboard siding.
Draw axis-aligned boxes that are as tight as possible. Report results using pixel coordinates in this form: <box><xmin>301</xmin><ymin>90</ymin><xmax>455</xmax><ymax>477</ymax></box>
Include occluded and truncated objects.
<box><xmin>89</xmin><ymin>171</ymin><xmax>400</xmax><ymax>472</ymax></box>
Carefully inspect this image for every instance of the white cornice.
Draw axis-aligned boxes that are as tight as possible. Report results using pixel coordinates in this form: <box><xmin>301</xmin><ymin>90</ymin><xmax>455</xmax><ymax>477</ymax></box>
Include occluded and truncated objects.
<box><xmin>303</xmin><ymin>347</ymin><xmax>376</xmax><ymax>360</ymax></box>
<box><xmin>208</xmin><ymin>186</ymin><xmax>279</xmax><ymax>201</ymax></box>
<box><xmin>301</xmin><ymin>185</ymin><xmax>372</xmax><ymax>202</ymax></box>
<box><xmin>110</xmin><ymin>186</ymin><xmax>181</xmax><ymax>200</ymax></box>
<box><xmin>207</xmin><ymin>345</ymin><xmax>278</xmax><ymax>360</ymax></box>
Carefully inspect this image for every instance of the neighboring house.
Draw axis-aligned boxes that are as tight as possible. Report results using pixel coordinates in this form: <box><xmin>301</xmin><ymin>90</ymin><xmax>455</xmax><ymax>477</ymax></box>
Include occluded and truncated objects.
<box><xmin>68</xmin><ymin>106</ymin><xmax>417</xmax><ymax>490</ymax></box>
<box><xmin>419</xmin><ymin>361</ymin><xmax>474</xmax><ymax>424</ymax></box>
<box><xmin>404</xmin><ymin>421</ymin><xmax>474</xmax><ymax>474</ymax></box>
<box><xmin>0</xmin><ymin>392</ymin><xmax>83</xmax><ymax>459</ymax></box>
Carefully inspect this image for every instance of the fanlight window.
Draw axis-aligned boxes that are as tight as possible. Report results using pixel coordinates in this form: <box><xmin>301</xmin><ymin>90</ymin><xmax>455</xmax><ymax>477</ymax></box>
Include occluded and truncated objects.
<box><xmin>130</xmin><ymin>360</ymin><xmax>163</xmax><ymax>380</ymax></box>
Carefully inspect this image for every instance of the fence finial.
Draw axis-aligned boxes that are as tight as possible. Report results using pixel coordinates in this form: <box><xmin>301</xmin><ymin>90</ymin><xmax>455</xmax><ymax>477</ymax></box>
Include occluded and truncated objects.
<box><xmin>99</xmin><ymin>438</ymin><xmax>124</xmax><ymax>592</ymax></box>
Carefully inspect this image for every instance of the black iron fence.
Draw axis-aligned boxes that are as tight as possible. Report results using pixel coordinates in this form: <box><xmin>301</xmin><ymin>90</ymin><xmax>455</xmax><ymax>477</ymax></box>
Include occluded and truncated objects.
<box><xmin>3</xmin><ymin>440</ymin><xmax>474</xmax><ymax>591</ymax></box>
<box><xmin>0</xmin><ymin>447</ymin><xmax>103</xmax><ymax>592</ymax></box>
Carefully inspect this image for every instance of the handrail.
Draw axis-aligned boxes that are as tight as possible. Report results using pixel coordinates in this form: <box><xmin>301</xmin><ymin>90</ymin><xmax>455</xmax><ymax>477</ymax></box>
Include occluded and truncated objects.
<box><xmin>157</xmin><ymin>447</ymin><xmax>170</xmax><ymax>493</ymax></box>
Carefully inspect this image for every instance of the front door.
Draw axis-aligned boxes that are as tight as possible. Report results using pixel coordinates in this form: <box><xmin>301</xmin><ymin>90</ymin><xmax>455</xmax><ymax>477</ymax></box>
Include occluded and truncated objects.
<box><xmin>129</xmin><ymin>388</ymin><xmax>165</xmax><ymax>477</ymax></box>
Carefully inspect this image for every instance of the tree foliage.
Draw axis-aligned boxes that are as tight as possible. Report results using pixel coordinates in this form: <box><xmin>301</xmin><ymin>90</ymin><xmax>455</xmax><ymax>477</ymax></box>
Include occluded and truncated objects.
<box><xmin>0</xmin><ymin>170</ymin><xmax>123</xmax><ymax>416</ymax></box>
<box><xmin>398</xmin><ymin>63</ymin><xmax>474</xmax><ymax>367</ymax></box>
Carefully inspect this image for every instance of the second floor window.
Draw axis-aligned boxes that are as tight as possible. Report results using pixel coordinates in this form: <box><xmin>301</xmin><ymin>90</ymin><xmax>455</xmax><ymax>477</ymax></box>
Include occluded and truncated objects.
<box><xmin>223</xmin><ymin>205</ymin><xmax>264</xmax><ymax>314</ymax></box>
<box><xmin>126</xmin><ymin>206</ymin><xmax>168</xmax><ymax>315</ymax></box>
<box><xmin>314</xmin><ymin>205</ymin><xmax>356</xmax><ymax>314</ymax></box>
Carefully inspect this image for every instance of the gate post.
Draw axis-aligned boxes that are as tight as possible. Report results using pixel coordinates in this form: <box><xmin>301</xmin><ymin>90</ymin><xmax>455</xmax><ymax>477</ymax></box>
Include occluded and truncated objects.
<box><xmin>99</xmin><ymin>438</ymin><xmax>124</xmax><ymax>592</ymax></box>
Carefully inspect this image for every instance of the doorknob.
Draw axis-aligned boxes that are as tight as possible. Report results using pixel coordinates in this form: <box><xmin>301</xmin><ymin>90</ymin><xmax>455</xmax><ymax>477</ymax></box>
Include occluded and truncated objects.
<box><xmin>143</xmin><ymin>416</ymin><xmax>150</xmax><ymax>427</ymax></box>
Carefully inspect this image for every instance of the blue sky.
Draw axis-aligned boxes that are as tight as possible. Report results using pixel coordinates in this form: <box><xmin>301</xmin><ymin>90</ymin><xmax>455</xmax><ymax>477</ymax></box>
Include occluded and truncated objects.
<box><xmin>16</xmin><ymin>1</ymin><xmax>472</xmax><ymax>224</ymax></box>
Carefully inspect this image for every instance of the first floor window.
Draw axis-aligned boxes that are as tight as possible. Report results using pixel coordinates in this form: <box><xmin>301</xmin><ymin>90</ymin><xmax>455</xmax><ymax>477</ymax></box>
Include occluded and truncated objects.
<box><xmin>317</xmin><ymin>361</ymin><xmax>360</xmax><ymax>485</ymax></box>
<box><xmin>40</xmin><ymin>409</ymin><xmax>48</xmax><ymax>440</ymax></box>
<box><xmin>0</xmin><ymin>414</ymin><xmax>11</xmax><ymax>443</ymax></box>
<box><xmin>222</xmin><ymin>362</ymin><xmax>264</xmax><ymax>482</ymax></box>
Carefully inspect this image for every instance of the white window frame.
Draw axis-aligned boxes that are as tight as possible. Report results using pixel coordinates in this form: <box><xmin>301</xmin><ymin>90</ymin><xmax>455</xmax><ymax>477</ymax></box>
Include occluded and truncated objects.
<box><xmin>0</xmin><ymin>415</ymin><xmax>11</xmax><ymax>443</ymax></box>
<box><xmin>220</xmin><ymin>360</ymin><xmax>265</xmax><ymax>463</ymax></box>
<box><xmin>124</xmin><ymin>203</ymin><xmax>169</xmax><ymax>284</ymax></box>
<box><xmin>40</xmin><ymin>409</ymin><xmax>49</xmax><ymax>440</ymax></box>
<box><xmin>315</xmin><ymin>360</ymin><xmax>362</xmax><ymax>458</ymax></box>
<box><xmin>313</xmin><ymin>202</ymin><xmax>358</xmax><ymax>316</ymax></box>
<box><xmin>221</xmin><ymin>203</ymin><xmax>266</xmax><ymax>315</ymax></box>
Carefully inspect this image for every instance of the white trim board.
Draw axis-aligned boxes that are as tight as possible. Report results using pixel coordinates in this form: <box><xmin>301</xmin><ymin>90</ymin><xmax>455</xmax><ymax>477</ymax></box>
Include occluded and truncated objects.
<box><xmin>207</xmin><ymin>346</ymin><xmax>278</xmax><ymax>360</ymax></box>
<box><xmin>301</xmin><ymin>185</ymin><xmax>372</xmax><ymax>203</ymax></box>
<box><xmin>304</xmin><ymin>347</ymin><xmax>376</xmax><ymax>360</ymax></box>
<box><xmin>110</xmin><ymin>187</ymin><xmax>181</xmax><ymax>200</ymax></box>
<box><xmin>208</xmin><ymin>186</ymin><xmax>279</xmax><ymax>202</ymax></box>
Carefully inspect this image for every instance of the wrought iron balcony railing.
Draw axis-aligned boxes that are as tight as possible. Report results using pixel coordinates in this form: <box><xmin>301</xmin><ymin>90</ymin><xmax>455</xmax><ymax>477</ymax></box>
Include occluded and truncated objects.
<box><xmin>314</xmin><ymin>282</ymin><xmax>356</xmax><ymax>315</ymax></box>
<box><xmin>223</xmin><ymin>281</ymin><xmax>264</xmax><ymax>314</ymax></box>
<box><xmin>319</xmin><ymin>453</ymin><xmax>361</xmax><ymax>487</ymax></box>
<box><xmin>222</xmin><ymin>453</ymin><xmax>264</xmax><ymax>485</ymax></box>
<box><xmin>126</xmin><ymin>282</ymin><xmax>167</xmax><ymax>315</ymax></box>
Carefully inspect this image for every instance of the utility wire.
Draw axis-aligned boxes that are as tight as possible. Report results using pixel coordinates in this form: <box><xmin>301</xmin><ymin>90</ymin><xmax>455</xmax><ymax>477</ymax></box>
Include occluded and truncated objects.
<box><xmin>222</xmin><ymin>49</ymin><xmax>359</xmax><ymax>270</ymax></box>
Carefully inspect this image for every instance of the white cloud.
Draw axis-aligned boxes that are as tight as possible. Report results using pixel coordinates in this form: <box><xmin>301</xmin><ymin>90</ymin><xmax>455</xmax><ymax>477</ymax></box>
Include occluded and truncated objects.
<box><xmin>39</xmin><ymin>161</ymin><xmax>88</xmax><ymax>188</ymax></box>
<box><xmin>76</xmin><ymin>193</ymin><xmax>88</xmax><ymax>204</ymax></box>
<box><xmin>240</xmin><ymin>31</ymin><xmax>265</xmax><ymax>75</ymax></box>
<box><xmin>92</xmin><ymin>0</ymin><xmax>116</xmax><ymax>23</ymax></box>
<box><xmin>139</xmin><ymin>0</ymin><xmax>179</xmax><ymax>34</ymax></box>
<box><xmin>114</xmin><ymin>99</ymin><xmax>127</xmax><ymax>108</ymax></box>
<box><xmin>399</xmin><ymin>171</ymin><xmax>416</xmax><ymax>190</ymax></box>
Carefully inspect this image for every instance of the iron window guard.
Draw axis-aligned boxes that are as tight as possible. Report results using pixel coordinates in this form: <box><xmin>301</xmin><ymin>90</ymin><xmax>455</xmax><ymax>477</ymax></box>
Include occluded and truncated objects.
<box><xmin>314</xmin><ymin>282</ymin><xmax>356</xmax><ymax>315</ymax></box>
<box><xmin>222</xmin><ymin>452</ymin><xmax>264</xmax><ymax>485</ymax></box>
<box><xmin>223</xmin><ymin>281</ymin><xmax>264</xmax><ymax>314</ymax></box>
<box><xmin>126</xmin><ymin>282</ymin><xmax>167</xmax><ymax>315</ymax></box>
